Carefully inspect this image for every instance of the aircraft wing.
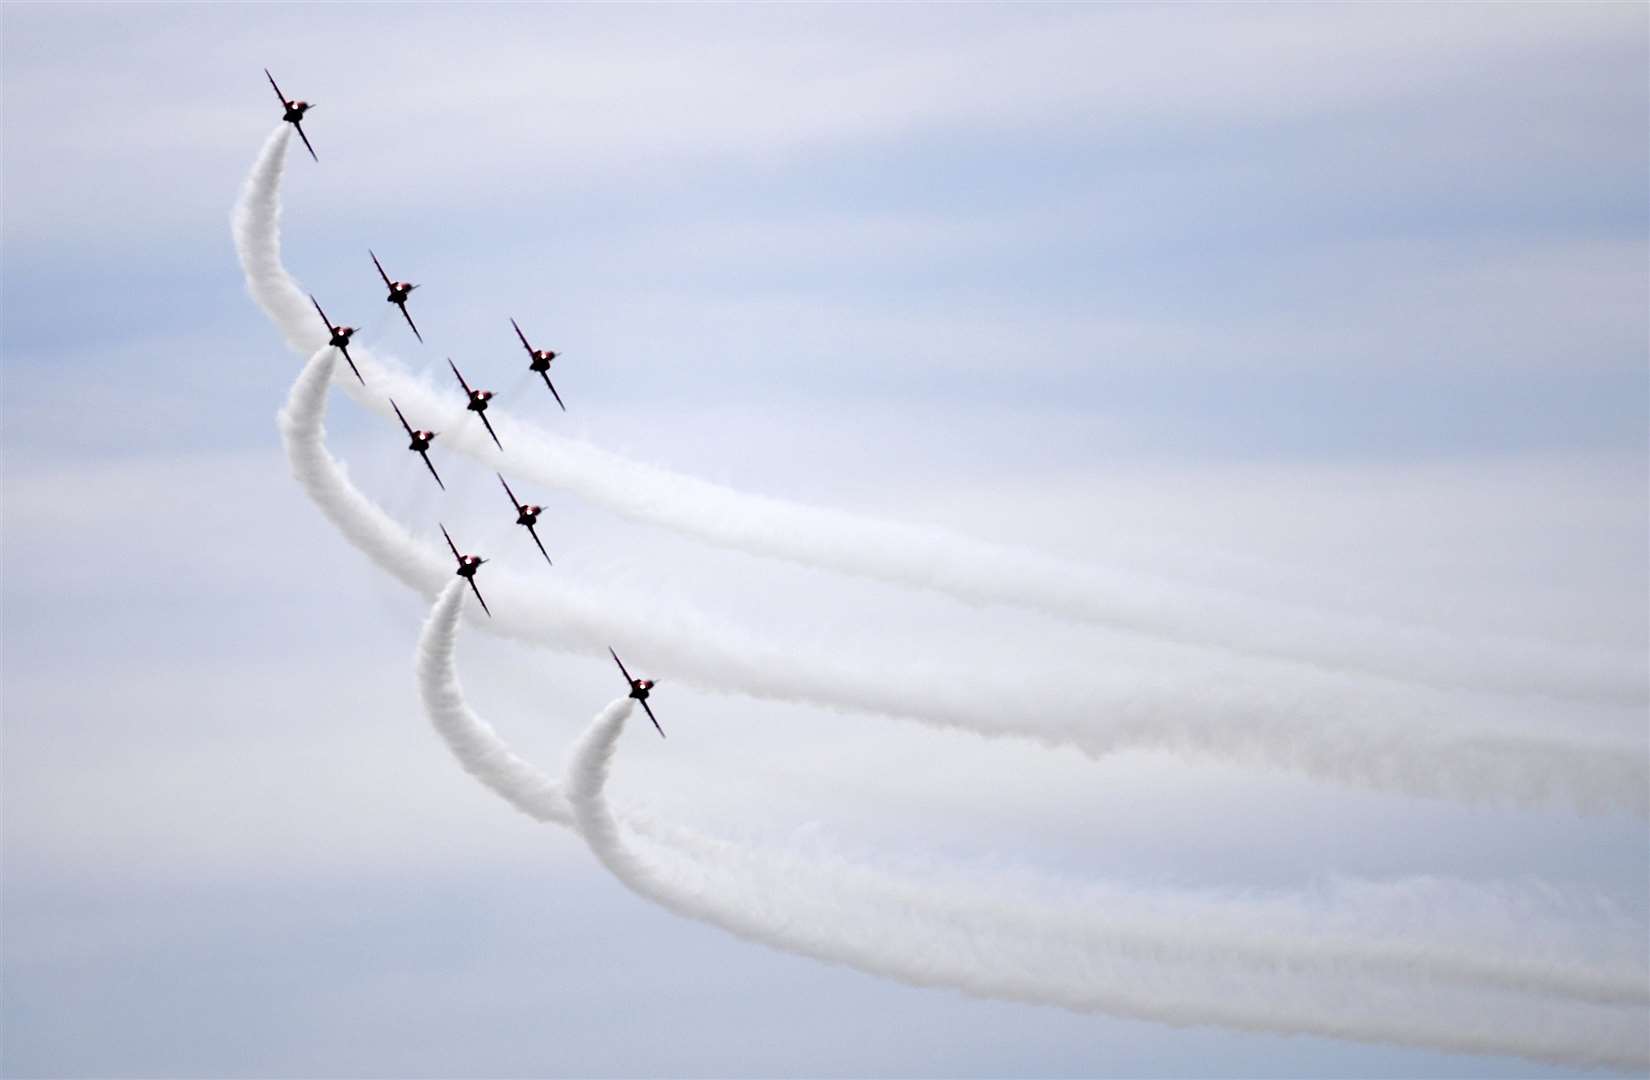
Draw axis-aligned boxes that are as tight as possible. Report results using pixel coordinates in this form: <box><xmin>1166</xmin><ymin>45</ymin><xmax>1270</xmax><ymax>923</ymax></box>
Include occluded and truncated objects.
<box><xmin>467</xmin><ymin>577</ymin><xmax>492</xmax><ymax>618</ymax></box>
<box><xmin>370</xmin><ymin>250</ymin><xmax>392</xmax><ymax>288</ymax></box>
<box><xmin>390</xmin><ymin>398</ymin><xmax>415</xmax><ymax>436</ymax></box>
<box><xmin>540</xmin><ymin>371</ymin><xmax>566</xmax><ymax>412</ymax></box>
<box><xmin>397</xmin><ymin>302</ymin><xmax>423</xmax><ymax>343</ymax></box>
<box><xmin>510</xmin><ymin>317</ymin><xmax>533</xmax><ymax>357</ymax></box>
<box><xmin>338</xmin><ymin>342</ymin><xmax>365</xmax><ymax>385</ymax></box>
<box><xmin>447</xmin><ymin>357</ymin><xmax>472</xmax><ymax>396</ymax></box>
<box><xmin>638</xmin><ymin>698</ymin><xmax>665</xmax><ymax>738</ymax></box>
<box><xmin>608</xmin><ymin>647</ymin><xmax>634</xmax><ymax>686</ymax></box>
<box><xmin>419</xmin><ymin>450</ymin><xmax>445</xmax><ymax>491</ymax></box>
<box><xmin>310</xmin><ymin>294</ymin><xmax>332</xmax><ymax>333</ymax></box>
<box><xmin>293</xmin><ymin>120</ymin><xmax>318</xmax><ymax>162</ymax></box>
<box><xmin>478</xmin><ymin>410</ymin><xmax>503</xmax><ymax>451</ymax></box>
<box><xmin>526</xmin><ymin>523</ymin><xmax>553</xmax><ymax>567</ymax></box>
<box><xmin>497</xmin><ymin>472</ymin><xmax>523</xmax><ymax>511</ymax></box>
<box><xmin>440</xmin><ymin>523</ymin><xmax>462</xmax><ymax>562</ymax></box>
<box><xmin>264</xmin><ymin>69</ymin><xmax>288</xmax><ymax>107</ymax></box>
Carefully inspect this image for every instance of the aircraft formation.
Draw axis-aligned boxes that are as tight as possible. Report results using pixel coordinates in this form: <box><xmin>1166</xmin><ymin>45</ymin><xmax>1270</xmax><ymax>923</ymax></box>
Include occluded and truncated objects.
<box><xmin>268</xmin><ymin>70</ymin><xmax>665</xmax><ymax>734</ymax></box>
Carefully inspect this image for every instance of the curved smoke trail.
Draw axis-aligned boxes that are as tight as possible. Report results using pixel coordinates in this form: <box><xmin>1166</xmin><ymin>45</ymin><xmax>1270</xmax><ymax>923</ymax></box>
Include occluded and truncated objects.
<box><xmin>235</xmin><ymin>124</ymin><xmax>1645</xmax><ymax>708</ymax></box>
<box><xmin>559</xmin><ymin>698</ymin><xmax>1648</xmax><ymax>1069</ymax></box>
<box><xmin>417</xmin><ymin>577</ymin><xmax>571</xmax><ymax>827</ymax></box>
<box><xmin>415</xmin><ymin>579</ymin><xmax>1649</xmax><ymax>1013</ymax></box>
<box><xmin>281</xmin><ymin>346</ymin><xmax>1647</xmax><ymax>814</ymax></box>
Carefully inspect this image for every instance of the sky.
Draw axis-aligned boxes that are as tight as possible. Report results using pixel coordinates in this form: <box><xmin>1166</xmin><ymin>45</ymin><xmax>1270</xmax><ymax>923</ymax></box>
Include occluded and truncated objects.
<box><xmin>3</xmin><ymin>3</ymin><xmax>1648</xmax><ymax>1077</ymax></box>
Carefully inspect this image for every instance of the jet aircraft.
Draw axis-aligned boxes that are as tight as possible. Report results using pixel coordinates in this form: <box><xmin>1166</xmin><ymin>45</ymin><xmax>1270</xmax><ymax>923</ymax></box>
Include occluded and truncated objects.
<box><xmin>391</xmin><ymin>399</ymin><xmax>443</xmax><ymax>490</ymax></box>
<box><xmin>370</xmin><ymin>251</ymin><xmax>422</xmax><ymax>342</ymax></box>
<box><xmin>264</xmin><ymin>69</ymin><xmax>318</xmax><ymax>162</ymax></box>
<box><xmin>311</xmin><ymin>295</ymin><xmax>364</xmax><ymax>384</ymax></box>
<box><xmin>609</xmin><ymin>648</ymin><xmax>664</xmax><ymax>737</ymax></box>
<box><xmin>447</xmin><ymin>359</ymin><xmax>502</xmax><ymax>450</ymax></box>
<box><xmin>510</xmin><ymin>318</ymin><xmax>566</xmax><ymax>411</ymax></box>
<box><xmin>498</xmin><ymin>474</ymin><xmax>552</xmax><ymax>566</ymax></box>
<box><xmin>440</xmin><ymin>523</ymin><xmax>490</xmax><ymax>616</ymax></box>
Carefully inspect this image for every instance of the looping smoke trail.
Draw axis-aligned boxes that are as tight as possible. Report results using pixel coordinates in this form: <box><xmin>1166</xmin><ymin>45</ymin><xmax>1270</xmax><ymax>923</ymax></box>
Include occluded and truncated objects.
<box><xmin>234</xmin><ymin>122</ymin><xmax>1645</xmax><ymax>708</ymax></box>
<box><xmin>561</xmin><ymin>703</ymin><xmax>1648</xmax><ymax>1069</ymax></box>
<box><xmin>417</xmin><ymin>580</ymin><xmax>570</xmax><ymax>826</ymax></box>
<box><xmin>413</xmin><ymin>581</ymin><xmax>1649</xmax><ymax>1013</ymax></box>
<box><xmin>233</xmin><ymin>126</ymin><xmax>317</xmax><ymax>358</ymax></box>
<box><xmin>280</xmin><ymin>347</ymin><xmax>1648</xmax><ymax>814</ymax></box>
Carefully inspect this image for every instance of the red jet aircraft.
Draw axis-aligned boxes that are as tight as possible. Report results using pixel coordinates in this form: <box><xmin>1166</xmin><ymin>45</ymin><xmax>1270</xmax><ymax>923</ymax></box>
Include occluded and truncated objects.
<box><xmin>447</xmin><ymin>358</ymin><xmax>501</xmax><ymax>450</ymax></box>
<box><xmin>510</xmin><ymin>318</ymin><xmax>566</xmax><ymax>411</ymax></box>
<box><xmin>370</xmin><ymin>251</ymin><xmax>422</xmax><ymax>343</ymax></box>
<box><xmin>391</xmin><ymin>399</ymin><xmax>443</xmax><ymax>490</ymax></box>
<box><xmin>440</xmin><ymin>523</ymin><xmax>490</xmax><ymax>616</ymax></box>
<box><xmin>498</xmin><ymin>474</ymin><xmax>552</xmax><ymax>566</ymax></box>
<box><xmin>609</xmin><ymin>648</ymin><xmax>664</xmax><ymax>737</ymax></box>
<box><xmin>264</xmin><ymin>69</ymin><xmax>318</xmax><ymax>162</ymax></box>
<box><xmin>311</xmin><ymin>295</ymin><xmax>364</xmax><ymax>385</ymax></box>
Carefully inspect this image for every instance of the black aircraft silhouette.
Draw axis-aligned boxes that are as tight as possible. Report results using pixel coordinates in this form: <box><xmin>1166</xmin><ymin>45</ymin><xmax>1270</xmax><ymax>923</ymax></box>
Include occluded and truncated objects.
<box><xmin>441</xmin><ymin>523</ymin><xmax>490</xmax><ymax>616</ymax></box>
<box><xmin>264</xmin><ymin>69</ymin><xmax>318</xmax><ymax>162</ymax></box>
<box><xmin>447</xmin><ymin>358</ymin><xmax>501</xmax><ymax>450</ymax></box>
<box><xmin>609</xmin><ymin>648</ymin><xmax>664</xmax><ymax>737</ymax></box>
<box><xmin>510</xmin><ymin>318</ymin><xmax>565</xmax><ymax>411</ymax></box>
<box><xmin>498</xmin><ymin>474</ymin><xmax>552</xmax><ymax>566</ymax></box>
<box><xmin>370</xmin><ymin>251</ymin><xmax>422</xmax><ymax>342</ymax></box>
<box><xmin>391</xmin><ymin>398</ymin><xmax>443</xmax><ymax>490</ymax></box>
<box><xmin>310</xmin><ymin>295</ymin><xmax>363</xmax><ymax>384</ymax></box>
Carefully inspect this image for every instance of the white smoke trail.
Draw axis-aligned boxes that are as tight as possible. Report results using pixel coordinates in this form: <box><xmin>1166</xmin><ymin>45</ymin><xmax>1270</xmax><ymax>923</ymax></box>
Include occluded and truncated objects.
<box><xmin>414</xmin><ymin>579</ymin><xmax>1649</xmax><ymax>1013</ymax></box>
<box><xmin>560</xmin><ymin>700</ymin><xmax>1648</xmax><ymax>1069</ymax></box>
<box><xmin>281</xmin><ymin>347</ymin><xmax>1648</xmax><ymax>813</ymax></box>
<box><xmin>234</xmin><ymin>122</ymin><xmax>1645</xmax><ymax>707</ymax></box>
<box><xmin>233</xmin><ymin>127</ymin><xmax>318</xmax><ymax>358</ymax></box>
<box><xmin>416</xmin><ymin>578</ymin><xmax>570</xmax><ymax>827</ymax></box>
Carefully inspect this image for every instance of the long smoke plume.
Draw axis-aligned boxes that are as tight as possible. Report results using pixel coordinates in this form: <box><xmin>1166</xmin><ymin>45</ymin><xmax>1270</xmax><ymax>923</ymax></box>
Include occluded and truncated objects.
<box><xmin>559</xmin><ymin>688</ymin><xmax>1648</xmax><ymax>1068</ymax></box>
<box><xmin>236</xmin><ymin>125</ymin><xmax>1645</xmax><ymax>708</ymax></box>
<box><xmin>281</xmin><ymin>345</ymin><xmax>1647</xmax><ymax>814</ymax></box>
<box><xmin>411</xmin><ymin>580</ymin><xmax>1648</xmax><ymax>1066</ymax></box>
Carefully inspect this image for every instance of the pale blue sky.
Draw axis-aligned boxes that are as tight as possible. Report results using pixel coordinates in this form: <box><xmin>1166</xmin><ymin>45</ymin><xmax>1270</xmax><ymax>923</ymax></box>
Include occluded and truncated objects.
<box><xmin>3</xmin><ymin>4</ymin><xmax>1646</xmax><ymax>1077</ymax></box>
